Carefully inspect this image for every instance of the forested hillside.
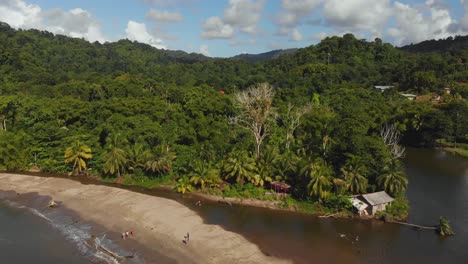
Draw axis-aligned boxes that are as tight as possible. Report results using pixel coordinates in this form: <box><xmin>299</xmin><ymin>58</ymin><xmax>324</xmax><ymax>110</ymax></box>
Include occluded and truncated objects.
<box><xmin>0</xmin><ymin>21</ymin><xmax>467</xmax><ymax>212</ymax></box>
<box><xmin>231</xmin><ymin>48</ymin><xmax>298</xmax><ymax>62</ymax></box>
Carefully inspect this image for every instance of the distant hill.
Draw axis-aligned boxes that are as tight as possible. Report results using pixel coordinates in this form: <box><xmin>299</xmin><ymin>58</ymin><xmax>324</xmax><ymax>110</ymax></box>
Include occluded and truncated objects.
<box><xmin>161</xmin><ymin>49</ymin><xmax>211</xmax><ymax>63</ymax></box>
<box><xmin>399</xmin><ymin>35</ymin><xmax>468</xmax><ymax>53</ymax></box>
<box><xmin>231</xmin><ymin>49</ymin><xmax>298</xmax><ymax>62</ymax></box>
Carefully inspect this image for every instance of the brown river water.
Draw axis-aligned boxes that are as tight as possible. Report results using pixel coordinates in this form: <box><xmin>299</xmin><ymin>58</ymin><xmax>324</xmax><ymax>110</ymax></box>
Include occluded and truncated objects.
<box><xmin>1</xmin><ymin>148</ymin><xmax>467</xmax><ymax>263</ymax></box>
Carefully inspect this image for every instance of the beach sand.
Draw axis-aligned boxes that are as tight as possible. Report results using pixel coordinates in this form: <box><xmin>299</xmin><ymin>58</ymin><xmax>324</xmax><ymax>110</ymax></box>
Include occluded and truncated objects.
<box><xmin>0</xmin><ymin>173</ymin><xmax>291</xmax><ymax>264</ymax></box>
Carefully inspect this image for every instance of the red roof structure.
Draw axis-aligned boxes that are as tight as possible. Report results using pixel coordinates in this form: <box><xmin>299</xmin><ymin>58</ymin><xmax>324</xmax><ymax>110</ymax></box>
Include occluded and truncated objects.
<box><xmin>270</xmin><ymin>181</ymin><xmax>291</xmax><ymax>193</ymax></box>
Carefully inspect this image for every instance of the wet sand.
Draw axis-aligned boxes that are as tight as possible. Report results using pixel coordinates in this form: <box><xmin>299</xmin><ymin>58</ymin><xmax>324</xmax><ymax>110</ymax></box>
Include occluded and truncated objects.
<box><xmin>0</xmin><ymin>173</ymin><xmax>291</xmax><ymax>264</ymax></box>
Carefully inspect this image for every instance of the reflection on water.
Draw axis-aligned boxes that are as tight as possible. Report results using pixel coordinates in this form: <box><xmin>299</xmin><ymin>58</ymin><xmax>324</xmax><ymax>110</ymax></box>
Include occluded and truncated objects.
<box><xmin>185</xmin><ymin>148</ymin><xmax>468</xmax><ymax>264</ymax></box>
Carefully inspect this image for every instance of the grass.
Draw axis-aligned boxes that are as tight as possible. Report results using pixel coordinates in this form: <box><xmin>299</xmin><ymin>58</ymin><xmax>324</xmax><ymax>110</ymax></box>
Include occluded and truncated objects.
<box><xmin>376</xmin><ymin>195</ymin><xmax>409</xmax><ymax>221</ymax></box>
<box><xmin>443</xmin><ymin>147</ymin><xmax>468</xmax><ymax>158</ymax></box>
<box><xmin>279</xmin><ymin>196</ymin><xmax>321</xmax><ymax>214</ymax></box>
<box><xmin>100</xmin><ymin>172</ymin><xmax>176</xmax><ymax>189</ymax></box>
<box><xmin>218</xmin><ymin>183</ymin><xmax>277</xmax><ymax>201</ymax></box>
<box><xmin>435</xmin><ymin>139</ymin><xmax>468</xmax><ymax>158</ymax></box>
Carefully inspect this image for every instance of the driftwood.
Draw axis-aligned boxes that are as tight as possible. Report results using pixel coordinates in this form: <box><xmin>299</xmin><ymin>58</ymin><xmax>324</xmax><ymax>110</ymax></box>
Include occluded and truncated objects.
<box><xmin>391</xmin><ymin>220</ymin><xmax>437</xmax><ymax>230</ymax></box>
<box><xmin>319</xmin><ymin>213</ymin><xmax>339</xmax><ymax>218</ymax></box>
<box><xmin>219</xmin><ymin>197</ymin><xmax>233</xmax><ymax>206</ymax></box>
<box><xmin>84</xmin><ymin>236</ymin><xmax>134</xmax><ymax>260</ymax></box>
<box><xmin>47</xmin><ymin>200</ymin><xmax>58</xmax><ymax>208</ymax></box>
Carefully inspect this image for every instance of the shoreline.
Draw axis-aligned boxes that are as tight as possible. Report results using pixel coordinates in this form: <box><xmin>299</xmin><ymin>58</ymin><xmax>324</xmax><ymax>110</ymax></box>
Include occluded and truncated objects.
<box><xmin>0</xmin><ymin>173</ymin><xmax>291</xmax><ymax>264</ymax></box>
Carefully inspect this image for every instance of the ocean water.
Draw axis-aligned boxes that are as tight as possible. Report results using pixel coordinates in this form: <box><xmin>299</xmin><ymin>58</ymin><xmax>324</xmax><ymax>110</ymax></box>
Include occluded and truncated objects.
<box><xmin>0</xmin><ymin>201</ymin><xmax>139</xmax><ymax>264</ymax></box>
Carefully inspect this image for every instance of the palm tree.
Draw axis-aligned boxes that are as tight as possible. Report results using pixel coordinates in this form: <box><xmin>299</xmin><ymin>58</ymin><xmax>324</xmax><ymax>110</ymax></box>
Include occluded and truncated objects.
<box><xmin>125</xmin><ymin>143</ymin><xmax>151</xmax><ymax>171</ymax></box>
<box><xmin>145</xmin><ymin>144</ymin><xmax>176</xmax><ymax>175</ymax></box>
<box><xmin>102</xmin><ymin>134</ymin><xmax>127</xmax><ymax>177</ymax></box>
<box><xmin>188</xmin><ymin>160</ymin><xmax>220</xmax><ymax>189</ymax></box>
<box><xmin>341</xmin><ymin>155</ymin><xmax>368</xmax><ymax>194</ymax></box>
<box><xmin>222</xmin><ymin>152</ymin><xmax>256</xmax><ymax>185</ymax></box>
<box><xmin>64</xmin><ymin>140</ymin><xmax>92</xmax><ymax>175</ymax></box>
<box><xmin>301</xmin><ymin>159</ymin><xmax>332</xmax><ymax>200</ymax></box>
<box><xmin>377</xmin><ymin>160</ymin><xmax>408</xmax><ymax>196</ymax></box>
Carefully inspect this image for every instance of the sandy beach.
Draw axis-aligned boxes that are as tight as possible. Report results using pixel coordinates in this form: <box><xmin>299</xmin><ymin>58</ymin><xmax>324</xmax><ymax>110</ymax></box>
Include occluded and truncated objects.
<box><xmin>0</xmin><ymin>173</ymin><xmax>291</xmax><ymax>264</ymax></box>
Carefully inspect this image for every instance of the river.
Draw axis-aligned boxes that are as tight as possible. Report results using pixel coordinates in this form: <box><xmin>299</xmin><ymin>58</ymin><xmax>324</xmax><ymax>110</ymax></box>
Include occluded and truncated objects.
<box><xmin>1</xmin><ymin>148</ymin><xmax>467</xmax><ymax>263</ymax></box>
<box><xmin>183</xmin><ymin>148</ymin><xmax>467</xmax><ymax>264</ymax></box>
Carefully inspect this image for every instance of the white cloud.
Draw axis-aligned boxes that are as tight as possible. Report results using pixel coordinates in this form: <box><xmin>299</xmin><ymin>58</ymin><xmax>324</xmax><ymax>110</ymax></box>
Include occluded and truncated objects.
<box><xmin>146</xmin><ymin>9</ymin><xmax>183</xmax><ymax>23</ymax></box>
<box><xmin>125</xmin><ymin>20</ymin><xmax>166</xmax><ymax>49</ymax></box>
<box><xmin>223</xmin><ymin>0</ymin><xmax>264</xmax><ymax>34</ymax></box>
<box><xmin>310</xmin><ymin>31</ymin><xmax>330</xmax><ymax>41</ymax></box>
<box><xmin>201</xmin><ymin>0</ymin><xmax>264</xmax><ymax>40</ymax></box>
<box><xmin>199</xmin><ymin>44</ymin><xmax>210</xmax><ymax>56</ymax></box>
<box><xmin>388</xmin><ymin>1</ymin><xmax>456</xmax><ymax>45</ymax></box>
<box><xmin>229</xmin><ymin>38</ymin><xmax>256</xmax><ymax>46</ymax></box>
<box><xmin>322</xmin><ymin>0</ymin><xmax>392</xmax><ymax>37</ymax></box>
<box><xmin>43</xmin><ymin>8</ymin><xmax>106</xmax><ymax>42</ymax></box>
<box><xmin>291</xmin><ymin>28</ymin><xmax>303</xmax><ymax>41</ymax></box>
<box><xmin>201</xmin><ymin>16</ymin><xmax>234</xmax><ymax>39</ymax></box>
<box><xmin>0</xmin><ymin>0</ymin><xmax>106</xmax><ymax>43</ymax></box>
<box><xmin>460</xmin><ymin>0</ymin><xmax>468</xmax><ymax>31</ymax></box>
<box><xmin>142</xmin><ymin>0</ymin><xmax>196</xmax><ymax>7</ymax></box>
<box><xmin>0</xmin><ymin>0</ymin><xmax>41</xmax><ymax>28</ymax></box>
<box><xmin>276</xmin><ymin>0</ymin><xmax>322</xmax><ymax>41</ymax></box>
<box><xmin>278</xmin><ymin>0</ymin><xmax>322</xmax><ymax>27</ymax></box>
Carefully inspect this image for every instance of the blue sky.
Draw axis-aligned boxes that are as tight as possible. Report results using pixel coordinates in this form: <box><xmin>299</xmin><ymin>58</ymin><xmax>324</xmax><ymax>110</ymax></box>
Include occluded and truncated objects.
<box><xmin>1</xmin><ymin>0</ymin><xmax>467</xmax><ymax>57</ymax></box>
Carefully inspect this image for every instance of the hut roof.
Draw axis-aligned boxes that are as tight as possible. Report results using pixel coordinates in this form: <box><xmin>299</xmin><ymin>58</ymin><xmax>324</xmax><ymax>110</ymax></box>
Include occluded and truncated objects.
<box><xmin>350</xmin><ymin>197</ymin><xmax>368</xmax><ymax>211</ymax></box>
<box><xmin>361</xmin><ymin>191</ymin><xmax>394</xmax><ymax>206</ymax></box>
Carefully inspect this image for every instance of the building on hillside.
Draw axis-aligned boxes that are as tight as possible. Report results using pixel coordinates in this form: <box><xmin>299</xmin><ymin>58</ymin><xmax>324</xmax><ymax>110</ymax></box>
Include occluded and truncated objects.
<box><xmin>431</xmin><ymin>93</ymin><xmax>441</xmax><ymax>102</ymax></box>
<box><xmin>444</xmin><ymin>87</ymin><xmax>451</xmax><ymax>94</ymax></box>
<box><xmin>374</xmin><ymin>85</ymin><xmax>394</xmax><ymax>92</ymax></box>
<box><xmin>400</xmin><ymin>93</ymin><xmax>417</xmax><ymax>100</ymax></box>
<box><xmin>350</xmin><ymin>191</ymin><xmax>394</xmax><ymax>216</ymax></box>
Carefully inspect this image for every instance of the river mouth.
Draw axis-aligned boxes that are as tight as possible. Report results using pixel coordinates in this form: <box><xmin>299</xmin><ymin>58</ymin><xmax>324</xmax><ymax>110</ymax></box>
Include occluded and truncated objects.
<box><xmin>0</xmin><ymin>190</ymin><xmax>177</xmax><ymax>264</ymax></box>
<box><xmin>2</xmin><ymin>148</ymin><xmax>467</xmax><ymax>264</ymax></box>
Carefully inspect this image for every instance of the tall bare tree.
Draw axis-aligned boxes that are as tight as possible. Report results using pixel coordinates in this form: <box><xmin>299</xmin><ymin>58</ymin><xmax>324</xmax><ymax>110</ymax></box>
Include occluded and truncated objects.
<box><xmin>282</xmin><ymin>103</ymin><xmax>312</xmax><ymax>150</ymax></box>
<box><xmin>229</xmin><ymin>83</ymin><xmax>275</xmax><ymax>160</ymax></box>
<box><xmin>380</xmin><ymin>123</ymin><xmax>406</xmax><ymax>159</ymax></box>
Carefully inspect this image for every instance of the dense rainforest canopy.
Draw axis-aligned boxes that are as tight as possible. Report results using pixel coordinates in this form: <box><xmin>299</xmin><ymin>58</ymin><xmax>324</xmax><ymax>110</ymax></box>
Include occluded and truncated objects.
<box><xmin>0</xmin><ymin>21</ymin><xmax>467</xmax><ymax>207</ymax></box>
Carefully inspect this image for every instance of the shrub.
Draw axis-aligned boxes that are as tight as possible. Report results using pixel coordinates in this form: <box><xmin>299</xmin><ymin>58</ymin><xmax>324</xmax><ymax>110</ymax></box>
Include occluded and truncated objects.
<box><xmin>321</xmin><ymin>194</ymin><xmax>353</xmax><ymax>212</ymax></box>
<box><xmin>378</xmin><ymin>195</ymin><xmax>409</xmax><ymax>220</ymax></box>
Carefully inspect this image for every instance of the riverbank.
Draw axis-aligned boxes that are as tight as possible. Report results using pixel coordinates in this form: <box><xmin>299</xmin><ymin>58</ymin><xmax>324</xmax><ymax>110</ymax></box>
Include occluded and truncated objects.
<box><xmin>0</xmin><ymin>173</ymin><xmax>291</xmax><ymax>264</ymax></box>
<box><xmin>438</xmin><ymin>147</ymin><xmax>468</xmax><ymax>158</ymax></box>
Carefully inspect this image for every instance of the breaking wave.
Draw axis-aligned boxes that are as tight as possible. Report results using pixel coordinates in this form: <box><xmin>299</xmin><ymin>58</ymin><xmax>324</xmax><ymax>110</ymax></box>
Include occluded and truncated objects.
<box><xmin>3</xmin><ymin>201</ymin><xmax>141</xmax><ymax>264</ymax></box>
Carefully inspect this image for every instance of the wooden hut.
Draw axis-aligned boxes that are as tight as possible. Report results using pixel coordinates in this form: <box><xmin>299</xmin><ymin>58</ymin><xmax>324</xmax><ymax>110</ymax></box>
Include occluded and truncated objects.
<box><xmin>350</xmin><ymin>191</ymin><xmax>394</xmax><ymax>216</ymax></box>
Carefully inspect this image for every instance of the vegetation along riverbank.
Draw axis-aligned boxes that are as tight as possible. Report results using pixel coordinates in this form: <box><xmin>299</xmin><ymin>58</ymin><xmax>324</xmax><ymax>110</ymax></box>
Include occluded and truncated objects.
<box><xmin>0</xmin><ymin>23</ymin><xmax>467</xmax><ymax>224</ymax></box>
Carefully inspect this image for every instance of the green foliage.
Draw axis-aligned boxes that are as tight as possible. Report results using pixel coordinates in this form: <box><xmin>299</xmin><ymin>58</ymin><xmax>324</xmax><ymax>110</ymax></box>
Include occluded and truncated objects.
<box><xmin>280</xmin><ymin>196</ymin><xmax>319</xmax><ymax>214</ymax></box>
<box><xmin>1</xmin><ymin>25</ymin><xmax>467</xmax><ymax>214</ymax></box>
<box><xmin>378</xmin><ymin>195</ymin><xmax>409</xmax><ymax>220</ymax></box>
<box><xmin>101</xmin><ymin>133</ymin><xmax>127</xmax><ymax>177</ymax></box>
<box><xmin>341</xmin><ymin>155</ymin><xmax>368</xmax><ymax>194</ymax></box>
<box><xmin>377</xmin><ymin>160</ymin><xmax>408</xmax><ymax>196</ymax></box>
<box><xmin>321</xmin><ymin>194</ymin><xmax>353</xmax><ymax>212</ymax></box>
<box><xmin>301</xmin><ymin>158</ymin><xmax>333</xmax><ymax>200</ymax></box>
<box><xmin>0</xmin><ymin>131</ymin><xmax>31</xmax><ymax>170</ymax></box>
<box><xmin>145</xmin><ymin>144</ymin><xmax>176</xmax><ymax>175</ymax></box>
<box><xmin>222</xmin><ymin>151</ymin><xmax>256</xmax><ymax>186</ymax></box>
<box><xmin>222</xmin><ymin>183</ymin><xmax>275</xmax><ymax>201</ymax></box>
<box><xmin>175</xmin><ymin>176</ymin><xmax>194</xmax><ymax>194</ymax></box>
<box><xmin>438</xmin><ymin>216</ymin><xmax>455</xmax><ymax>236</ymax></box>
<box><xmin>64</xmin><ymin>140</ymin><xmax>92</xmax><ymax>175</ymax></box>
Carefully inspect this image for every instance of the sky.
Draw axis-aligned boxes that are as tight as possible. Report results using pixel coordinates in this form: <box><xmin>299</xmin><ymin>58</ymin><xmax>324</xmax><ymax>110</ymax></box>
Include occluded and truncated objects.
<box><xmin>1</xmin><ymin>0</ymin><xmax>467</xmax><ymax>57</ymax></box>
